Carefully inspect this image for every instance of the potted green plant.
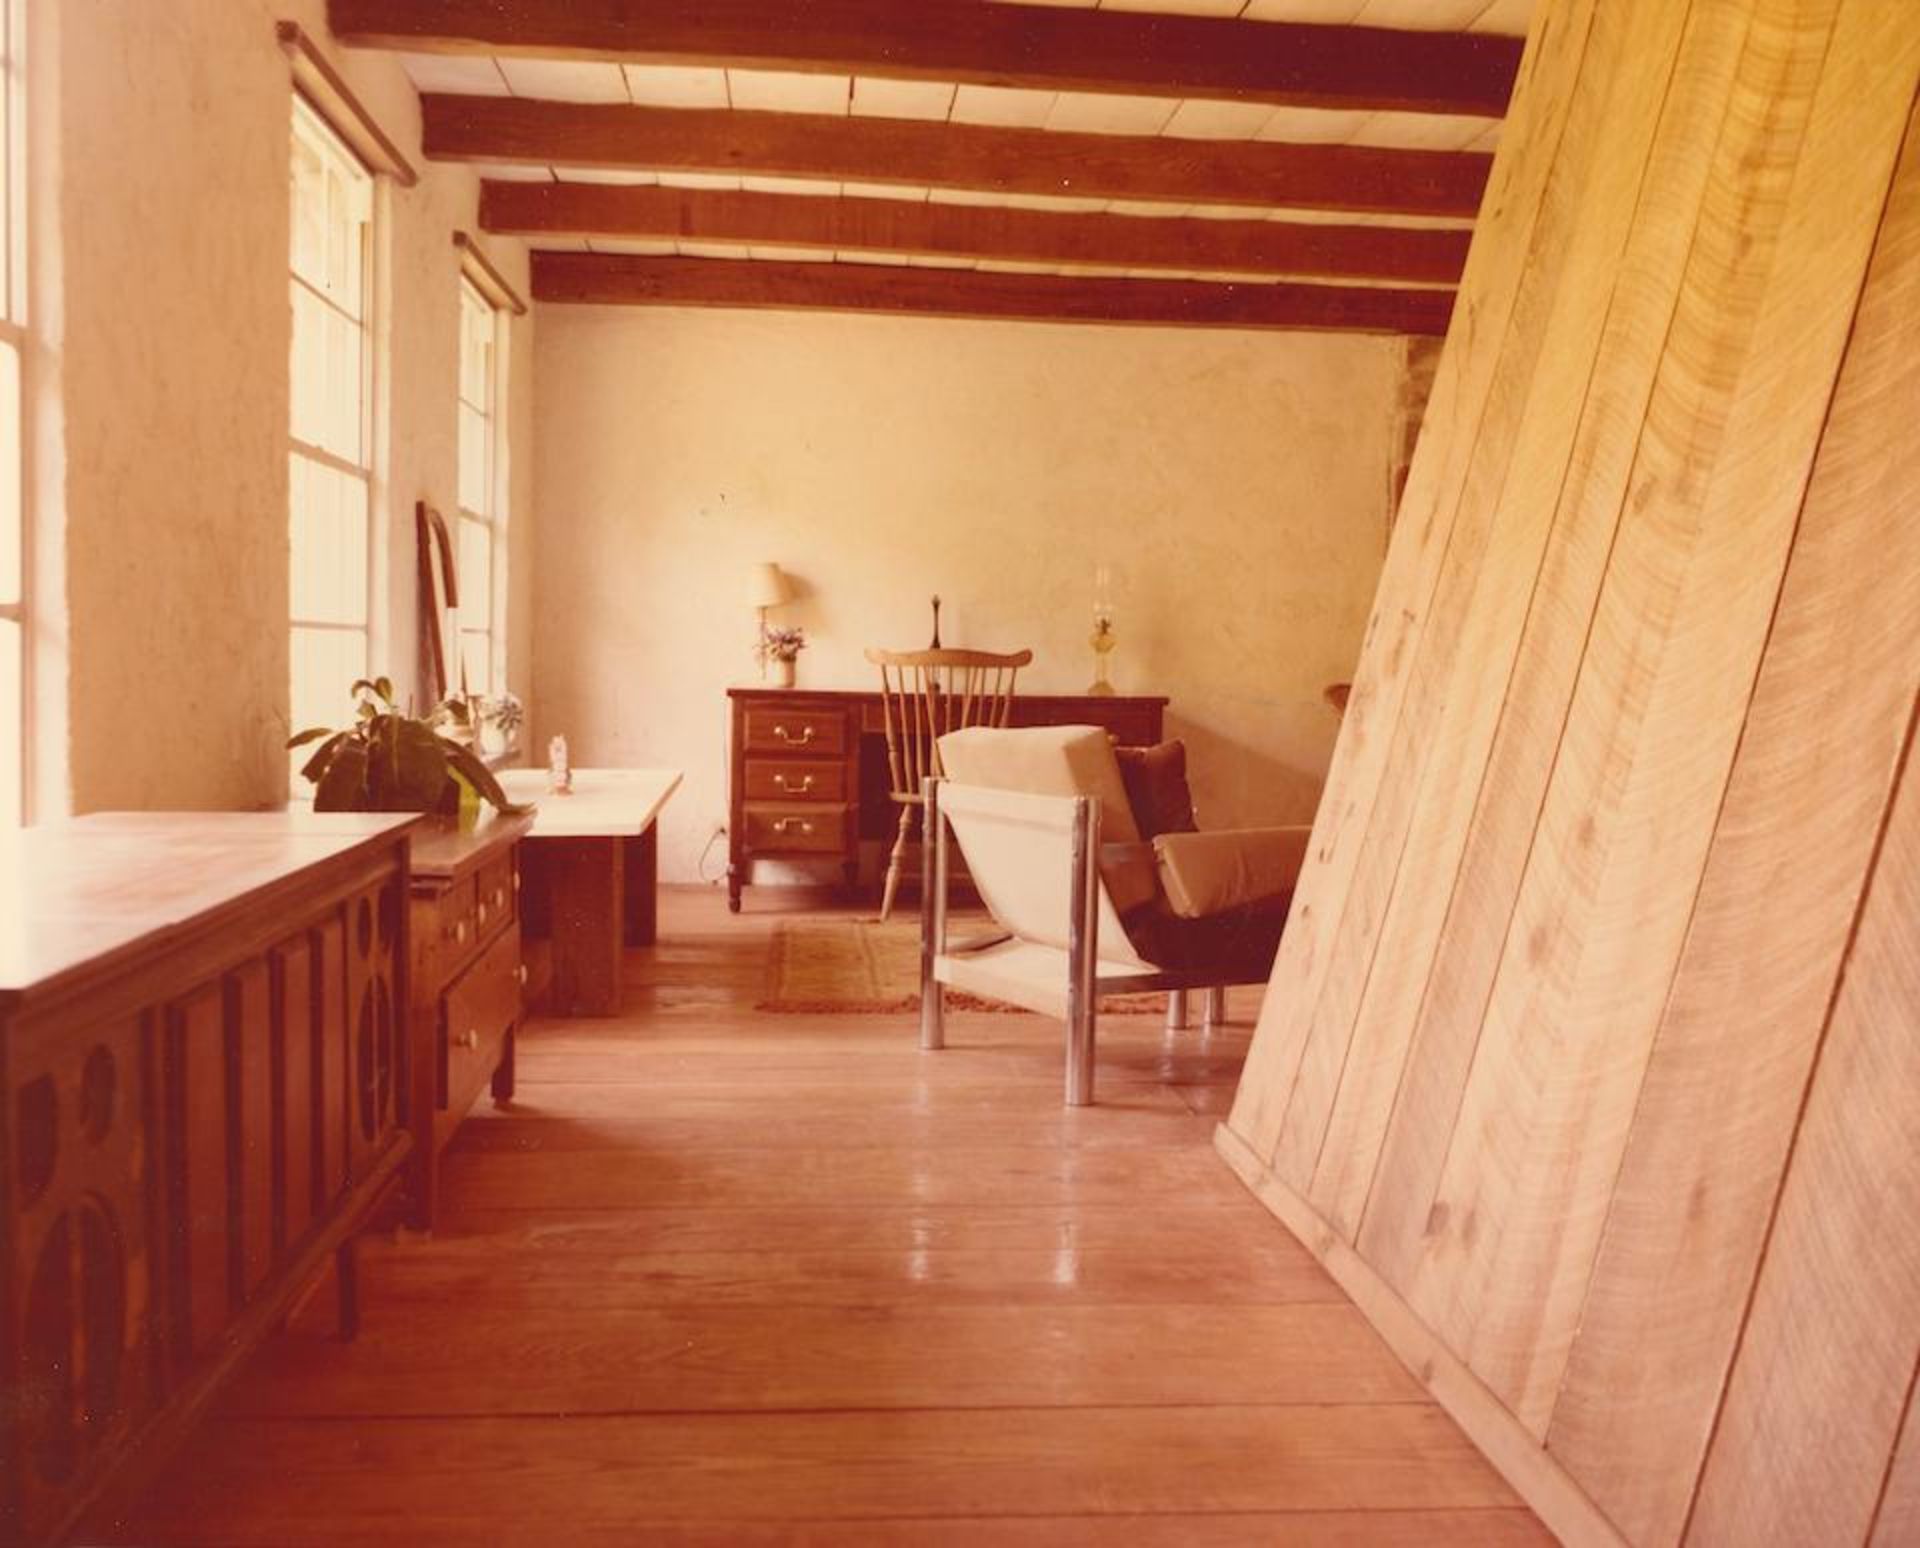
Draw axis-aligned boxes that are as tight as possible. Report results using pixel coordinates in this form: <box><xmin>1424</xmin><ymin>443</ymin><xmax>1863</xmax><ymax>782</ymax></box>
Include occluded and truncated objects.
<box><xmin>288</xmin><ymin>677</ymin><xmax>528</xmax><ymax>815</ymax></box>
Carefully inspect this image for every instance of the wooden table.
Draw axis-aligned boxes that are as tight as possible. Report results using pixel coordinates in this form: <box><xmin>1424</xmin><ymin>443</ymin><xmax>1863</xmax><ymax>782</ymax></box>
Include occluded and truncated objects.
<box><xmin>726</xmin><ymin>686</ymin><xmax>1168</xmax><ymax>911</ymax></box>
<box><xmin>495</xmin><ymin>768</ymin><xmax>682</xmax><ymax>1017</ymax></box>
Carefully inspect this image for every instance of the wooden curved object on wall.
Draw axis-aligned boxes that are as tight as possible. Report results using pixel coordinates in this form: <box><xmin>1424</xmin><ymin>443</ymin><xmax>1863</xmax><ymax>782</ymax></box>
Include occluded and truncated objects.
<box><xmin>1221</xmin><ymin>2</ymin><xmax>1920</xmax><ymax>1543</ymax></box>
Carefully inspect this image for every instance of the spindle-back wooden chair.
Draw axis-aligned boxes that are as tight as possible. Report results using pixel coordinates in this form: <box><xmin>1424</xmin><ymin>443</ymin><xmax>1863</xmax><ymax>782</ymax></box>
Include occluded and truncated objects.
<box><xmin>866</xmin><ymin>646</ymin><xmax>1032</xmax><ymax>920</ymax></box>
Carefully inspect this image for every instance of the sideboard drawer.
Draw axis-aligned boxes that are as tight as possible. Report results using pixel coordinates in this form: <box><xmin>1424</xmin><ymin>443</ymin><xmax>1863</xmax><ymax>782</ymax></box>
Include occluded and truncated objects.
<box><xmin>744</xmin><ymin>758</ymin><xmax>847</xmax><ymax>803</ymax></box>
<box><xmin>474</xmin><ymin>852</ymin><xmax>517</xmax><ymax>939</ymax></box>
<box><xmin>742</xmin><ymin>707</ymin><xmax>849</xmax><ymax>755</ymax></box>
<box><xmin>418</xmin><ymin>874</ymin><xmax>479</xmax><ymax>986</ymax></box>
<box><xmin>438</xmin><ymin>924</ymin><xmax>521</xmax><ymax>1147</ymax></box>
<box><xmin>744</xmin><ymin>803</ymin><xmax>849</xmax><ymax>855</ymax></box>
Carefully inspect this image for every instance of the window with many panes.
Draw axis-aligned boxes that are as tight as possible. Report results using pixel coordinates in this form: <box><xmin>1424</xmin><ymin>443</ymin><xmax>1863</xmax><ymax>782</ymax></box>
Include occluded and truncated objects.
<box><xmin>0</xmin><ymin>0</ymin><xmax>27</xmax><ymax>828</ymax></box>
<box><xmin>456</xmin><ymin>275</ymin><xmax>503</xmax><ymax>696</ymax></box>
<box><xmin>288</xmin><ymin>95</ymin><xmax>374</xmax><ymax>750</ymax></box>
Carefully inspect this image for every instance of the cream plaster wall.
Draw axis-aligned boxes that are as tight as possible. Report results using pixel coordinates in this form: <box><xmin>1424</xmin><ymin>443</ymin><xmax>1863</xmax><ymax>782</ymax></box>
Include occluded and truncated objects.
<box><xmin>35</xmin><ymin>1</ymin><xmax>534</xmax><ymax>817</ymax></box>
<box><xmin>532</xmin><ymin>305</ymin><xmax>1400</xmax><ymax>884</ymax></box>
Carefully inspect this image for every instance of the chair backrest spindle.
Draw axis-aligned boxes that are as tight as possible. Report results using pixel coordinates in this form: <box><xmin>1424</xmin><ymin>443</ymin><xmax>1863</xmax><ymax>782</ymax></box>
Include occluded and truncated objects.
<box><xmin>864</xmin><ymin>646</ymin><xmax>1034</xmax><ymax>803</ymax></box>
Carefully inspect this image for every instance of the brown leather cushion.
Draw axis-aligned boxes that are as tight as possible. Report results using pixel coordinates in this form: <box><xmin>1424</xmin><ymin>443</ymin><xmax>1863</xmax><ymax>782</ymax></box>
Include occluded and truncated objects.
<box><xmin>1123</xmin><ymin>890</ymin><xmax>1293</xmax><ymax>975</ymax></box>
<box><xmin>1112</xmin><ymin>740</ymin><xmax>1198</xmax><ymax>840</ymax></box>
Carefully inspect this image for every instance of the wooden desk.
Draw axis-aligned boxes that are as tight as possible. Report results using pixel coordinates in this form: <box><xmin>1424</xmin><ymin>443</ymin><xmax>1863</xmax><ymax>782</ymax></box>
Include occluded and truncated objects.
<box><xmin>497</xmin><ymin>768</ymin><xmax>683</xmax><ymax>1016</ymax></box>
<box><xmin>726</xmin><ymin>687</ymin><xmax>1168</xmax><ymax>911</ymax></box>
<box><xmin>0</xmin><ymin>813</ymin><xmax>415</xmax><ymax>1546</ymax></box>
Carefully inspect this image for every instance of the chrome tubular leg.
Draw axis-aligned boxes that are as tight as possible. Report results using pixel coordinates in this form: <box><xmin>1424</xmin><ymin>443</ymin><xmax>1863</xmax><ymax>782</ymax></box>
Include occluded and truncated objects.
<box><xmin>1204</xmin><ymin>985</ymin><xmax>1228</xmax><ymax>1031</ymax></box>
<box><xmin>919</xmin><ymin>777</ymin><xmax>947</xmax><ymax>1052</ymax></box>
<box><xmin>1166</xmin><ymin>988</ymin><xmax>1190</xmax><ymax>1032</ymax></box>
<box><xmin>1065</xmin><ymin>796</ymin><xmax>1100</xmax><ymax>1107</ymax></box>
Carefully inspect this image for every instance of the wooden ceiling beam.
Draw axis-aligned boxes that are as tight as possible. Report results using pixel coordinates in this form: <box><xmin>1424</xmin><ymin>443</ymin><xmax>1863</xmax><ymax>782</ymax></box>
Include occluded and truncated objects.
<box><xmin>529</xmin><ymin>253</ymin><xmax>1455</xmax><ymax>336</ymax></box>
<box><xmin>424</xmin><ymin>98</ymin><xmax>1492</xmax><ymax>219</ymax></box>
<box><xmin>331</xmin><ymin>0</ymin><xmax>1521</xmax><ymax>118</ymax></box>
<box><xmin>483</xmin><ymin>181</ymin><xmax>1471</xmax><ymax>285</ymax></box>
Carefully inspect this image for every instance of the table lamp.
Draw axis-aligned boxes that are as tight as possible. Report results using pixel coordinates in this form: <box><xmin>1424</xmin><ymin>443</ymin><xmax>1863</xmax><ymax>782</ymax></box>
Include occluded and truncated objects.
<box><xmin>747</xmin><ymin>562</ymin><xmax>795</xmax><ymax>678</ymax></box>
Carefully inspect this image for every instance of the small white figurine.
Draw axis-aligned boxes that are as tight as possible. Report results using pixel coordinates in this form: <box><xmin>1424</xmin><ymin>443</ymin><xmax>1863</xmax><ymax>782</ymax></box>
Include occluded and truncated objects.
<box><xmin>548</xmin><ymin>733</ymin><xmax>573</xmax><ymax>795</ymax></box>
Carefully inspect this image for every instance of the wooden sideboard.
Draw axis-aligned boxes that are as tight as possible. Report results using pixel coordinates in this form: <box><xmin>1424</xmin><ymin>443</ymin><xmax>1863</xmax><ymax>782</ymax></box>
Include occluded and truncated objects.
<box><xmin>726</xmin><ymin>687</ymin><xmax>1168</xmax><ymax>911</ymax></box>
<box><xmin>0</xmin><ymin>813</ymin><xmax>415</xmax><ymax>1546</ymax></box>
<box><xmin>406</xmin><ymin>811</ymin><xmax>533</xmax><ymax>1230</ymax></box>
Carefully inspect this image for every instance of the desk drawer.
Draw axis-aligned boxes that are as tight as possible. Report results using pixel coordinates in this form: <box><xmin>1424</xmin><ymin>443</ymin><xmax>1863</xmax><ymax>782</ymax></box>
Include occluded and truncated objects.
<box><xmin>742</xmin><ymin>707</ymin><xmax>848</xmax><ymax>755</ymax></box>
<box><xmin>744</xmin><ymin>803</ymin><xmax>849</xmax><ymax>855</ymax></box>
<box><xmin>744</xmin><ymin>758</ymin><xmax>846</xmax><ymax>803</ymax></box>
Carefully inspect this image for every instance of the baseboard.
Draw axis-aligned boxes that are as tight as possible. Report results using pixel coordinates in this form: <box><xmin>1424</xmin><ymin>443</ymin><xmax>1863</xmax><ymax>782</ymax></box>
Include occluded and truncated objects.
<box><xmin>1212</xmin><ymin>1122</ymin><xmax>1627</xmax><ymax>1548</ymax></box>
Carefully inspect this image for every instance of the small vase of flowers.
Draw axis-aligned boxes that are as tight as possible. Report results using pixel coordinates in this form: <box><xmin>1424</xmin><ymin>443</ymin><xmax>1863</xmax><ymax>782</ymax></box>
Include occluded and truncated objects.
<box><xmin>757</xmin><ymin>624</ymin><xmax>807</xmax><ymax>688</ymax></box>
<box><xmin>476</xmin><ymin>691</ymin><xmax>524</xmax><ymax>758</ymax></box>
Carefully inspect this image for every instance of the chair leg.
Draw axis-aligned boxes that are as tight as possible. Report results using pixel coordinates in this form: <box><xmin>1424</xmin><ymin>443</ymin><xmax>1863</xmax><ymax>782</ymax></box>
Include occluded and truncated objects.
<box><xmin>879</xmin><ymin>804</ymin><xmax>916</xmax><ymax>922</ymax></box>
<box><xmin>1166</xmin><ymin>988</ymin><xmax>1190</xmax><ymax>1032</ymax></box>
<box><xmin>1203</xmin><ymin>986</ymin><xmax>1228</xmax><ymax>1031</ymax></box>
<box><xmin>1067</xmin><ymin>998</ymin><xmax>1097</xmax><ymax>1107</ymax></box>
<box><xmin>920</xmin><ymin>779</ymin><xmax>946</xmax><ymax>1053</ymax></box>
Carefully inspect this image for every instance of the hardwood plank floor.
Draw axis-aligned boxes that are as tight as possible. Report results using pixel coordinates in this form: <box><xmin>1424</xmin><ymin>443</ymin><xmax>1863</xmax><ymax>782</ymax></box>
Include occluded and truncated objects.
<box><xmin>114</xmin><ymin>887</ymin><xmax>1548</xmax><ymax>1545</ymax></box>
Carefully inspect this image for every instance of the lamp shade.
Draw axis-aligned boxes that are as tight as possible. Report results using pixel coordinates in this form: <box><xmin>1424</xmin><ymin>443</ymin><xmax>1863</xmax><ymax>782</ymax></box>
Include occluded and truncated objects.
<box><xmin>746</xmin><ymin>562</ymin><xmax>795</xmax><ymax>609</ymax></box>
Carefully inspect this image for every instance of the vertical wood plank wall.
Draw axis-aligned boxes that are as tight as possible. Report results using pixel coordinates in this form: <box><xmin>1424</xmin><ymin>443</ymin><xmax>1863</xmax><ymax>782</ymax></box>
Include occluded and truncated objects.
<box><xmin>1217</xmin><ymin>1</ymin><xmax>1920</xmax><ymax>1543</ymax></box>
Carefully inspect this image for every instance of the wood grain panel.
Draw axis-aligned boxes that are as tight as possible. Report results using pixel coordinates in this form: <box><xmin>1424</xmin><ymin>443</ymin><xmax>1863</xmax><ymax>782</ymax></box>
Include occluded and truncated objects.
<box><xmin>1550</xmin><ymin>87</ymin><xmax>1920</xmax><ymax>1545</ymax></box>
<box><xmin>1349</xmin><ymin>0</ymin><xmax>1759</xmax><ymax>1285</ymax></box>
<box><xmin>1401</xmin><ymin>0</ymin><xmax>1917</xmax><ymax>1432</ymax></box>
<box><xmin>424</xmin><ymin>96</ymin><xmax>1492</xmax><ymax>219</ymax></box>
<box><xmin>171</xmin><ymin>983</ymin><xmax>232</xmax><ymax>1360</ymax></box>
<box><xmin>332</xmin><ymin>0</ymin><xmax>1523</xmax><ymax>117</ymax></box>
<box><xmin>483</xmin><ymin>181</ymin><xmax>1473</xmax><ymax>285</ymax></box>
<box><xmin>1275</xmin><ymin>0</ymin><xmax>1705</xmax><ymax>1226</ymax></box>
<box><xmin>1220</xmin><ymin>0</ymin><xmax>1920</xmax><ymax>1535</ymax></box>
<box><xmin>1226</xmin><ymin>0</ymin><xmax>1604</xmax><ymax>1160</ymax></box>
<box><xmin>275</xmin><ymin>935</ymin><xmax>316</xmax><ymax>1250</ymax></box>
<box><xmin>532</xmin><ymin>253</ymin><xmax>1455</xmax><ymax>335</ymax></box>
<box><xmin>229</xmin><ymin>962</ymin><xmax>274</xmax><ymax>1300</ymax></box>
<box><xmin>313</xmin><ymin>917</ymin><xmax>347</xmax><ymax>1204</ymax></box>
<box><xmin>1686</xmin><ymin>706</ymin><xmax>1920</xmax><ymax>1542</ymax></box>
<box><xmin>1873</xmin><ymin>1381</ymin><xmax>1920</xmax><ymax>1547</ymax></box>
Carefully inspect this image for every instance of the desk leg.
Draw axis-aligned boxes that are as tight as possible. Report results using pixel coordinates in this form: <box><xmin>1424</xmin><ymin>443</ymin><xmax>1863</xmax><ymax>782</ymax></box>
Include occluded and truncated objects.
<box><xmin>624</xmin><ymin>825</ymin><xmax>659</xmax><ymax>947</ymax></box>
<box><xmin>532</xmin><ymin>837</ymin><xmax>626</xmax><ymax>1017</ymax></box>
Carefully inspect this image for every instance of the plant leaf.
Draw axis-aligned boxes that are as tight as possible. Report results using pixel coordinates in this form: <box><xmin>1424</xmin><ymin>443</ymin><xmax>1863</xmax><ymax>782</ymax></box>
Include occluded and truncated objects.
<box><xmin>313</xmin><ymin>739</ymin><xmax>370</xmax><ymax>811</ymax></box>
<box><xmin>443</xmin><ymin>740</ymin><xmax>531</xmax><ymax>814</ymax></box>
<box><xmin>286</xmin><ymin>726</ymin><xmax>334</xmax><ymax>751</ymax></box>
<box><xmin>396</xmin><ymin>719</ymin><xmax>451</xmax><ymax>802</ymax></box>
<box><xmin>298</xmin><ymin>730</ymin><xmax>350</xmax><ymax>785</ymax></box>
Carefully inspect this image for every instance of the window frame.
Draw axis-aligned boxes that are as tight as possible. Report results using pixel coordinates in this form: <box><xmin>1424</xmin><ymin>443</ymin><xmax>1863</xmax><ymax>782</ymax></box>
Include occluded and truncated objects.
<box><xmin>0</xmin><ymin>0</ymin><xmax>30</xmax><ymax>829</ymax></box>
<box><xmin>287</xmin><ymin>90</ymin><xmax>377</xmax><ymax>752</ymax></box>
<box><xmin>455</xmin><ymin>273</ymin><xmax>506</xmax><ymax>699</ymax></box>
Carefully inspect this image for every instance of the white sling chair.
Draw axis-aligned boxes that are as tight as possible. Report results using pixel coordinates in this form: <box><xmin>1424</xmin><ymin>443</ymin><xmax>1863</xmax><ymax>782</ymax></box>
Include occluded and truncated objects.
<box><xmin>919</xmin><ymin>725</ymin><xmax>1310</xmax><ymax>1106</ymax></box>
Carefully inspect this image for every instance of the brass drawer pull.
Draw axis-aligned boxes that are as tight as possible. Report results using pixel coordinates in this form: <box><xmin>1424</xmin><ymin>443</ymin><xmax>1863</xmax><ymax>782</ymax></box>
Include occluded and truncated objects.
<box><xmin>772</xmin><ymin>817</ymin><xmax>815</xmax><ymax>836</ymax></box>
<box><xmin>773</xmin><ymin>724</ymin><xmax>816</xmax><ymax>745</ymax></box>
<box><xmin>478</xmin><ymin>901</ymin><xmax>491</xmax><ymax>926</ymax></box>
<box><xmin>492</xmin><ymin>887</ymin><xmax>507</xmax><ymax>909</ymax></box>
<box><xmin>774</xmin><ymin>773</ymin><xmax>815</xmax><ymax>793</ymax></box>
<box><xmin>515</xmin><ymin>964</ymin><xmax>529</xmax><ymax>987</ymax></box>
<box><xmin>449</xmin><ymin>918</ymin><xmax>469</xmax><ymax>945</ymax></box>
<box><xmin>454</xmin><ymin>1029</ymin><xmax>480</xmax><ymax>1051</ymax></box>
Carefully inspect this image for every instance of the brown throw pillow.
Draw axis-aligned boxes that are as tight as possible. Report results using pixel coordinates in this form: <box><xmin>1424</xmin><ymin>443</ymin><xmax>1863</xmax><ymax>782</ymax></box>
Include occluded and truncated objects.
<box><xmin>1113</xmin><ymin>740</ymin><xmax>1198</xmax><ymax>839</ymax></box>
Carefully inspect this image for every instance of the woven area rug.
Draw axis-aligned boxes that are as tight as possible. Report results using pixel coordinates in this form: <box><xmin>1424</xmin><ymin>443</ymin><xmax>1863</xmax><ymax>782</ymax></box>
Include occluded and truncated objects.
<box><xmin>758</xmin><ymin>917</ymin><xmax>1164</xmax><ymax>1015</ymax></box>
